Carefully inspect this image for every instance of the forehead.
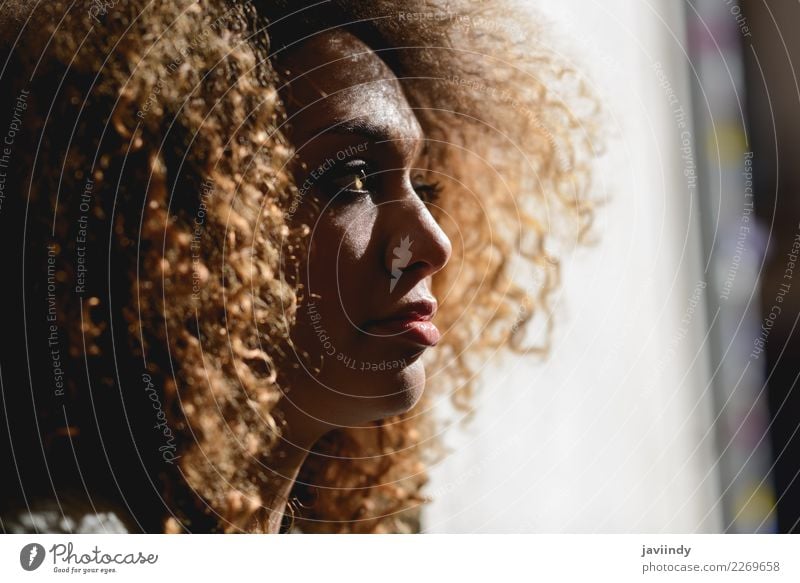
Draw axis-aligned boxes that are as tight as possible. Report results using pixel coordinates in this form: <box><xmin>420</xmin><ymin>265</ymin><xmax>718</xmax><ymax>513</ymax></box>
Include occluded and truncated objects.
<box><xmin>277</xmin><ymin>30</ymin><xmax>422</xmax><ymax>150</ymax></box>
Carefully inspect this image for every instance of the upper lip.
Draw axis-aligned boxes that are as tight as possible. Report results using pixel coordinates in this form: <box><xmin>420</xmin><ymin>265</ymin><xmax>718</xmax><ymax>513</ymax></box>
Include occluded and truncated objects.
<box><xmin>368</xmin><ymin>299</ymin><xmax>438</xmax><ymax>325</ymax></box>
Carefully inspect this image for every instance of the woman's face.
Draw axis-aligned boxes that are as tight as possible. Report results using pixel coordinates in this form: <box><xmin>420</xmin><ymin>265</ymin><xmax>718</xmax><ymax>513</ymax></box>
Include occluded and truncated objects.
<box><xmin>276</xmin><ymin>30</ymin><xmax>452</xmax><ymax>434</ymax></box>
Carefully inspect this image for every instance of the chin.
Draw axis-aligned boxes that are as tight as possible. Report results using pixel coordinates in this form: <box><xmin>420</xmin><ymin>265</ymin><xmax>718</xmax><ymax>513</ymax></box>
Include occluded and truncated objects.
<box><xmin>378</xmin><ymin>360</ymin><xmax>427</xmax><ymax>418</ymax></box>
<box><xmin>338</xmin><ymin>358</ymin><xmax>427</xmax><ymax>424</ymax></box>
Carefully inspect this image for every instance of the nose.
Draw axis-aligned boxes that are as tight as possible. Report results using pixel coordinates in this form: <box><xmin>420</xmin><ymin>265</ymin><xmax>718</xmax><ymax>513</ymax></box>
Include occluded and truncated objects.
<box><xmin>382</xmin><ymin>188</ymin><xmax>452</xmax><ymax>291</ymax></box>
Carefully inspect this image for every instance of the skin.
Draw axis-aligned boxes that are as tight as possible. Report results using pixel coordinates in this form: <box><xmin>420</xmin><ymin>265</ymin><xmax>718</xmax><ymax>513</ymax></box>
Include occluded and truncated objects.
<box><xmin>259</xmin><ymin>30</ymin><xmax>452</xmax><ymax>532</ymax></box>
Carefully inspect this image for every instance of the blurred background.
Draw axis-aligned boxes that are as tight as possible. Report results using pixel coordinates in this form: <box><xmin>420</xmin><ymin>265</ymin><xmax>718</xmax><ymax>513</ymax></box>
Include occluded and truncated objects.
<box><xmin>423</xmin><ymin>0</ymin><xmax>800</xmax><ymax>534</ymax></box>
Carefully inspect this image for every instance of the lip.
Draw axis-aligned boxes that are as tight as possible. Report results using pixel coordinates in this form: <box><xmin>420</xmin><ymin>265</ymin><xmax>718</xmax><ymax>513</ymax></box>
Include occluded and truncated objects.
<box><xmin>365</xmin><ymin>300</ymin><xmax>441</xmax><ymax>346</ymax></box>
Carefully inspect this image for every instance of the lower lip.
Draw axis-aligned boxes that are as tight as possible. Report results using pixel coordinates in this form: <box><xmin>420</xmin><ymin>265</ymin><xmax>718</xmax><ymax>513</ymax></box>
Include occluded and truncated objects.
<box><xmin>366</xmin><ymin>319</ymin><xmax>441</xmax><ymax>346</ymax></box>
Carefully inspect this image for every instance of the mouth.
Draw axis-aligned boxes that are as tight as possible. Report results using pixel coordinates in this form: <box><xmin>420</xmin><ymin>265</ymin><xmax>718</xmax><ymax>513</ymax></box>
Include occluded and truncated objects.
<box><xmin>364</xmin><ymin>299</ymin><xmax>441</xmax><ymax>346</ymax></box>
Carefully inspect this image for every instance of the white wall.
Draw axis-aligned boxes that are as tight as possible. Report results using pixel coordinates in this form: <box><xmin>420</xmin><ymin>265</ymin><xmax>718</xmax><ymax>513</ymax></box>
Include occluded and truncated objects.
<box><xmin>423</xmin><ymin>0</ymin><xmax>723</xmax><ymax>533</ymax></box>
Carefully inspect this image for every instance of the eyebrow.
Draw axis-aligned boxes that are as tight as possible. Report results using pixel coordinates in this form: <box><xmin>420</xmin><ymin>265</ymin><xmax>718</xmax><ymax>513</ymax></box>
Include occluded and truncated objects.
<box><xmin>319</xmin><ymin>120</ymin><xmax>396</xmax><ymax>143</ymax></box>
<box><xmin>316</xmin><ymin>119</ymin><xmax>423</xmax><ymax>158</ymax></box>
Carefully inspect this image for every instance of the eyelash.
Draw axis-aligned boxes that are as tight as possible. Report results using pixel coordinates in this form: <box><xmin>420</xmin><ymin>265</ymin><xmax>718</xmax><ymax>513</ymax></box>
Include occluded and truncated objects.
<box><xmin>321</xmin><ymin>160</ymin><xmax>442</xmax><ymax>205</ymax></box>
<box><xmin>326</xmin><ymin>162</ymin><xmax>373</xmax><ymax>195</ymax></box>
<box><xmin>411</xmin><ymin>179</ymin><xmax>442</xmax><ymax>205</ymax></box>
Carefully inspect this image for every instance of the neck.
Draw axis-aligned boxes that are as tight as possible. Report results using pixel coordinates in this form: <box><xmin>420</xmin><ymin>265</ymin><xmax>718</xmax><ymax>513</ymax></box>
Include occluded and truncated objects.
<box><xmin>260</xmin><ymin>438</ymin><xmax>313</xmax><ymax>533</ymax></box>
<box><xmin>259</xmin><ymin>399</ymin><xmax>331</xmax><ymax>533</ymax></box>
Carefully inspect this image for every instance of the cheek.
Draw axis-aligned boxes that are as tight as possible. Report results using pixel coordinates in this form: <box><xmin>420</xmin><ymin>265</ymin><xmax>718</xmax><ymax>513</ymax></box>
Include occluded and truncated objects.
<box><xmin>308</xmin><ymin>206</ymin><xmax>376</xmax><ymax>300</ymax></box>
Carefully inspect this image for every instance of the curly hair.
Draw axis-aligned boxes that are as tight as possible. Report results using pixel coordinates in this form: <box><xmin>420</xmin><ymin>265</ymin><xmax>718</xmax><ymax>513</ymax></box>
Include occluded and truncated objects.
<box><xmin>0</xmin><ymin>0</ymin><xmax>601</xmax><ymax>533</ymax></box>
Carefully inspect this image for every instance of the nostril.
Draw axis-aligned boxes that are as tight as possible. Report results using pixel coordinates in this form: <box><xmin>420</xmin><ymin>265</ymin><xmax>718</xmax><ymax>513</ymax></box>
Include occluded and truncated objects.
<box><xmin>383</xmin><ymin>192</ymin><xmax>451</xmax><ymax>284</ymax></box>
<box><xmin>389</xmin><ymin>229</ymin><xmax>450</xmax><ymax>280</ymax></box>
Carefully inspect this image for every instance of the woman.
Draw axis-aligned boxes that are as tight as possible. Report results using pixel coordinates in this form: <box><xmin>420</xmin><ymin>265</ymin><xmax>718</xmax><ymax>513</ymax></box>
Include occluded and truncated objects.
<box><xmin>0</xmin><ymin>0</ymin><xmax>600</xmax><ymax>533</ymax></box>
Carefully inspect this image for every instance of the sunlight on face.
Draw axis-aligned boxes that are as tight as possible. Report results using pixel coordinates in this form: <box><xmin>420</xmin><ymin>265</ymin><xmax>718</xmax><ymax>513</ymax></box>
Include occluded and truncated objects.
<box><xmin>277</xmin><ymin>30</ymin><xmax>452</xmax><ymax>430</ymax></box>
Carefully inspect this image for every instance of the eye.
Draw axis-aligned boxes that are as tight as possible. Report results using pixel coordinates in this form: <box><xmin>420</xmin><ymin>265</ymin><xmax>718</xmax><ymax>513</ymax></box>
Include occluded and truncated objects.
<box><xmin>412</xmin><ymin>174</ymin><xmax>442</xmax><ymax>205</ymax></box>
<box><xmin>323</xmin><ymin>160</ymin><xmax>375</xmax><ymax>196</ymax></box>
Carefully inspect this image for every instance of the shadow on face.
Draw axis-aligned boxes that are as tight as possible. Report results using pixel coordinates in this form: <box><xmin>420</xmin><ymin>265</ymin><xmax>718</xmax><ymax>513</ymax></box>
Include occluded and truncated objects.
<box><xmin>274</xmin><ymin>29</ymin><xmax>452</xmax><ymax>435</ymax></box>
